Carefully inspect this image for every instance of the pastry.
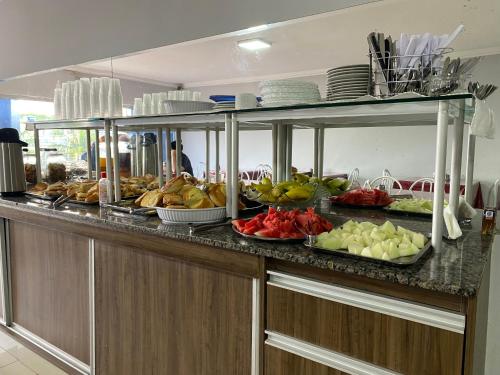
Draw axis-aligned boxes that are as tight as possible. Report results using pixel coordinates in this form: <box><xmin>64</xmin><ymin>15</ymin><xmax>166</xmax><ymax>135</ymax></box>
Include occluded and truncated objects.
<box><xmin>163</xmin><ymin>175</ymin><xmax>188</xmax><ymax>193</ymax></box>
<box><xmin>31</xmin><ymin>182</ymin><xmax>48</xmax><ymax>192</ymax></box>
<box><xmin>163</xmin><ymin>193</ymin><xmax>183</xmax><ymax>206</ymax></box>
<box><xmin>139</xmin><ymin>190</ymin><xmax>164</xmax><ymax>207</ymax></box>
<box><xmin>207</xmin><ymin>183</ymin><xmax>226</xmax><ymax>207</ymax></box>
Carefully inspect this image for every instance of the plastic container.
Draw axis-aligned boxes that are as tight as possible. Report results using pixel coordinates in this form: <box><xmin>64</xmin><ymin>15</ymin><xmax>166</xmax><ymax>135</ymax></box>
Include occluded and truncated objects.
<box><xmin>98</xmin><ymin>171</ymin><xmax>112</xmax><ymax>206</ymax></box>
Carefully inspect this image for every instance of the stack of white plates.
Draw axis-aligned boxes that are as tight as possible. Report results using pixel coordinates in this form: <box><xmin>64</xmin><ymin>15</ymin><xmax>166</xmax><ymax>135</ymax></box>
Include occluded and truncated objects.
<box><xmin>326</xmin><ymin>65</ymin><xmax>370</xmax><ymax>101</ymax></box>
<box><xmin>213</xmin><ymin>101</ymin><xmax>235</xmax><ymax>110</ymax></box>
<box><xmin>260</xmin><ymin>80</ymin><xmax>321</xmax><ymax>107</ymax></box>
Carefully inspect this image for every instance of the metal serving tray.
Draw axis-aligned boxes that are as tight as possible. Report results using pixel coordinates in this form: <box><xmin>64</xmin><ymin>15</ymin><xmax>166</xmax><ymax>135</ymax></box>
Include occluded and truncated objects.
<box><xmin>25</xmin><ymin>192</ymin><xmax>59</xmax><ymax>201</ymax></box>
<box><xmin>383</xmin><ymin>207</ymin><xmax>433</xmax><ymax>218</ymax></box>
<box><xmin>232</xmin><ymin>226</ymin><xmax>305</xmax><ymax>243</ymax></box>
<box><xmin>304</xmin><ymin>237</ymin><xmax>432</xmax><ymax>267</ymax></box>
<box><xmin>103</xmin><ymin>201</ymin><xmax>157</xmax><ymax>215</ymax></box>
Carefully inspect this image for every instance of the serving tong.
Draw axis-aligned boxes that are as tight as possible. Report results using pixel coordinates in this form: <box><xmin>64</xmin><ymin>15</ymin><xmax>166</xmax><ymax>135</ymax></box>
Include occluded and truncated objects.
<box><xmin>50</xmin><ymin>193</ymin><xmax>75</xmax><ymax>209</ymax></box>
<box><xmin>468</xmin><ymin>81</ymin><xmax>497</xmax><ymax>100</ymax></box>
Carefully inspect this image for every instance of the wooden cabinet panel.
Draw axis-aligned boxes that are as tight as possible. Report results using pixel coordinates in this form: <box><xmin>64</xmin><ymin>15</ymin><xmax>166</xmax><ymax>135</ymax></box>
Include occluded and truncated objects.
<box><xmin>267</xmin><ymin>285</ymin><xmax>464</xmax><ymax>375</ymax></box>
<box><xmin>265</xmin><ymin>346</ymin><xmax>346</xmax><ymax>375</ymax></box>
<box><xmin>95</xmin><ymin>240</ymin><xmax>254</xmax><ymax>375</ymax></box>
<box><xmin>9</xmin><ymin>221</ymin><xmax>90</xmax><ymax>364</ymax></box>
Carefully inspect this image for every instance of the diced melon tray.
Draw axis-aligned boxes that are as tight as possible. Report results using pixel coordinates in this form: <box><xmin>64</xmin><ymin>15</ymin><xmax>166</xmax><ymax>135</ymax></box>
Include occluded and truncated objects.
<box><xmin>306</xmin><ymin>219</ymin><xmax>432</xmax><ymax>266</ymax></box>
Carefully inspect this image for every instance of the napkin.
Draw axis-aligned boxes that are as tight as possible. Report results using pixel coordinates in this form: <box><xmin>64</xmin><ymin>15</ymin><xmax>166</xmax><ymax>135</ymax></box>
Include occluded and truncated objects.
<box><xmin>458</xmin><ymin>196</ymin><xmax>477</xmax><ymax>220</ymax></box>
<box><xmin>444</xmin><ymin>205</ymin><xmax>462</xmax><ymax>239</ymax></box>
<box><xmin>471</xmin><ymin>99</ymin><xmax>495</xmax><ymax>139</ymax></box>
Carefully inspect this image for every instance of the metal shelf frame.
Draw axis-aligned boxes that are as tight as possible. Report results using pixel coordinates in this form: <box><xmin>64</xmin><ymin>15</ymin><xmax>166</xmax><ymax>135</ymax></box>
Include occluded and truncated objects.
<box><xmin>26</xmin><ymin>93</ymin><xmax>474</xmax><ymax>251</ymax></box>
<box><xmin>26</xmin><ymin>118</ymin><xmax>106</xmax><ymax>183</ymax></box>
<box><xmin>226</xmin><ymin>94</ymin><xmax>472</xmax><ymax>251</ymax></box>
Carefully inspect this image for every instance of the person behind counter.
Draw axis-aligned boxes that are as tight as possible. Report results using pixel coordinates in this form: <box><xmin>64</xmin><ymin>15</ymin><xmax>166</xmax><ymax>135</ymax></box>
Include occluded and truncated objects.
<box><xmin>171</xmin><ymin>141</ymin><xmax>194</xmax><ymax>176</ymax></box>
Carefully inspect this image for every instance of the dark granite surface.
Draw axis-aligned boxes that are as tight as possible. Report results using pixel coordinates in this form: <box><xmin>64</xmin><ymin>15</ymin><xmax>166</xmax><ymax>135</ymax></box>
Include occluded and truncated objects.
<box><xmin>0</xmin><ymin>196</ymin><xmax>494</xmax><ymax>297</ymax></box>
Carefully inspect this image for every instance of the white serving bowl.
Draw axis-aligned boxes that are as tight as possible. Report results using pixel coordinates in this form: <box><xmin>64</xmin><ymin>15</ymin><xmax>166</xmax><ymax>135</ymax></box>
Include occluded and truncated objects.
<box><xmin>163</xmin><ymin>100</ymin><xmax>215</xmax><ymax>114</ymax></box>
<box><xmin>156</xmin><ymin>206</ymin><xmax>227</xmax><ymax>224</ymax></box>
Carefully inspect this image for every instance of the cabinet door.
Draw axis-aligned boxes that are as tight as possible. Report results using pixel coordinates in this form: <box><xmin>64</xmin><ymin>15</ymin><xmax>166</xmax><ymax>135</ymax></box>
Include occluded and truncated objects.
<box><xmin>95</xmin><ymin>241</ymin><xmax>254</xmax><ymax>375</ymax></box>
<box><xmin>9</xmin><ymin>221</ymin><xmax>90</xmax><ymax>364</ymax></box>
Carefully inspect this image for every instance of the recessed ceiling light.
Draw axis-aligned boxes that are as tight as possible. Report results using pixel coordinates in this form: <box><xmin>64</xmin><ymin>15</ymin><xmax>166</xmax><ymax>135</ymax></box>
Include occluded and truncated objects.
<box><xmin>237</xmin><ymin>39</ymin><xmax>271</xmax><ymax>51</ymax></box>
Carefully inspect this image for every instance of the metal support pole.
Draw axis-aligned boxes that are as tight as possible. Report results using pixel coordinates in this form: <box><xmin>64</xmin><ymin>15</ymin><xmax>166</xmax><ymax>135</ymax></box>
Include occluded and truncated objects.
<box><xmin>205</xmin><ymin>128</ymin><xmax>211</xmax><ymax>182</ymax></box>
<box><xmin>215</xmin><ymin>128</ymin><xmax>220</xmax><ymax>183</ymax></box>
<box><xmin>432</xmin><ymin>101</ymin><xmax>450</xmax><ymax>250</ymax></box>
<box><xmin>449</xmin><ymin>99</ymin><xmax>465</xmax><ymax>217</ymax></box>
<box><xmin>86</xmin><ymin>130</ymin><xmax>92</xmax><ymax>180</ymax></box>
<box><xmin>157</xmin><ymin>128</ymin><xmax>164</xmax><ymax>187</ymax></box>
<box><xmin>318</xmin><ymin>127</ymin><xmax>325</xmax><ymax>179</ymax></box>
<box><xmin>34</xmin><ymin>128</ymin><xmax>42</xmax><ymax>183</ymax></box>
<box><xmin>313</xmin><ymin>128</ymin><xmax>319</xmax><ymax>177</ymax></box>
<box><xmin>104</xmin><ymin>120</ymin><xmax>113</xmax><ymax>200</ymax></box>
<box><xmin>94</xmin><ymin>129</ymin><xmax>101</xmax><ymax>179</ymax></box>
<box><xmin>225</xmin><ymin>114</ymin><xmax>233</xmax><ymax>218</ymax></box>
<box><xmin>277</xmin><ymin>124</ymin><xmax>287</xmax><ymax>183</ymax></box>
<box><xmin>271</xmin><ymin>123</ymin><xmax>278</xmax><ymax>184</ymax></box>
<box><xmin>175</xmin><ymin>129</ymin><xmax>182</xmax><ymax>176</ymax></box>
<box><xmin>286</xmin><ymin>125</ymin><xmax>293</xmax><ymax>180</ymax></box>
<box><xmin>135</xmin><ymin>131</ymin><xmax>142</xmax><ymax>176</ymax></box>
<box><xmin>231</xmin><ymin>114</ymin><xmax>239</xmax><ymax>219</ymax></box>
<box><xmin>165</xmin><ymin>129</ymin><xmax>172</xmax><ymax>180</ymax></box>
<box><xmin>112</xmin><ymin>123</ymin><xmax>121</xmax><ymax>202</ymax></box>
<box><xmin>0</xmin><ymin>219</ymin><xmax>12</xmax><ymax>326</ymax></box>
<box><xmin>464</xmin><ymin>131</ymin><xmax>476</xmax><ymax>206</ymax></box>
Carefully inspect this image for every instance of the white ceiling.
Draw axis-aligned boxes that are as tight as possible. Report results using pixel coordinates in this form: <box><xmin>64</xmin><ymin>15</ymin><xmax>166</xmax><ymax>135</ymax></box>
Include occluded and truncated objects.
<box><xmin>74</xmin><ymin>0</ymin><xmax>500</xmax><ymax>88</ymax></box>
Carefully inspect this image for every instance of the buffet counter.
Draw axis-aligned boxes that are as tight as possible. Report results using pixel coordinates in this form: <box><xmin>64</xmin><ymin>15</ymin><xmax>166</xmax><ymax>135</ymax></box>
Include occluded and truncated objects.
<box><xmin>0</xmin><ymin>196</ymin><xmax>492</xmax><ymax>375</ymax></box>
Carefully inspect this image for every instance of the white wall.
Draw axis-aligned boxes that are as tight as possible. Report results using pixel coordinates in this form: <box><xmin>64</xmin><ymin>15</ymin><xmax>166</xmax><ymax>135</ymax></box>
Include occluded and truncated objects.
<box><xmin>183</xmin><ymin>55</ymin><xmax>500</xmax><ymax>201</ymax></box>
<box><xmin>0</xmin><ymin>0</ymin><xmax>376</xmax><ymax>80</ymax></box>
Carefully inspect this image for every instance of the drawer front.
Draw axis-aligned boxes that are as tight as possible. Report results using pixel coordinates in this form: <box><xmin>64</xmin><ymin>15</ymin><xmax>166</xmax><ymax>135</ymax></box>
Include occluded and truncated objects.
<box><xmin>265</xmin><ymin>345</ymin><xmax>347</xmax><ymax>375</ymax></box>
<box><xmin>267</xmin><ymin>272</ymin><xmax>465</xmax><ymax>375</ymax></box>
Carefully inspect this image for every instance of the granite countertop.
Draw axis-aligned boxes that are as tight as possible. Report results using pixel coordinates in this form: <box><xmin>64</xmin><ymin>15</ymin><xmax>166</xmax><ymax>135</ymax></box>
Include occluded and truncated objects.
<box><xmin>0</xmin><ymin>196</ymin><xmax>493</xmax><ymax>297</ymax></box>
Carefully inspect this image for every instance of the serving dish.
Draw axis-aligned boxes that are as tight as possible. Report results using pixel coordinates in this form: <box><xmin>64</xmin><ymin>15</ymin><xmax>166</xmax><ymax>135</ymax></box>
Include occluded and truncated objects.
<box><xmin>305</xmin><ymin>236</ymin><xmax>432</xmax><ymax>266</ymax></box>
<box><xmin>156</xmin><ymin>206</ymin><xmax>227</xmax><ymax>224</ymax></box>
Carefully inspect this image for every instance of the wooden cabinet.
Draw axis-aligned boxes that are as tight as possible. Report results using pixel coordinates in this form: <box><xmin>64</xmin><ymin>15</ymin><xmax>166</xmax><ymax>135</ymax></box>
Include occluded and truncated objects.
<box><xmin>94</xmin><ymin>240</ymin><xmax>256</xmax><ymax>375</ymax></box>
<box><xmin>265</xmin><ymin>271</ymin><xmax>465</xmax><ymax>375</ymax></box>
<box><xmin>8</xmin><ymin>221</ymin><xmax>90</xmax><ymax>364</ymax></box>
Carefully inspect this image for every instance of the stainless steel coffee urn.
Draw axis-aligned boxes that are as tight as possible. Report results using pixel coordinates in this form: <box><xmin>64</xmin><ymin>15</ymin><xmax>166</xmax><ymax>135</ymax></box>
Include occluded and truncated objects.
<box><xmin>0</xmin><ymin>128</ymin><xmax>27</xmax><ymax>195</ymax></box>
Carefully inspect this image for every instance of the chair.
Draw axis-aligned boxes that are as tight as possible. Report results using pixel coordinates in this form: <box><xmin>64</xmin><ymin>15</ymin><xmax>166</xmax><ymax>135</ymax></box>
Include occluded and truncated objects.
<box><xmin>368</xmin><ymin>175</ymin><xmax>403</xmax><ymax>194</ymax></box>
<box><xmin>255</xmin><ymin>164</ymin><xmax>272</xmax><ymax>182</ymax></box>
<box><xmin>347</xmin><ymin>168</ymin><xmax>360</xmax><ymax>187</ymax></box>
<box><xmin>240</xmin><ymin>171</ymin><xmax>252</xmax><ymax>185</ymax></box>
<box><xmin>409</xmin><ymin>177</ymin><xmax>434</xmax><ymax>193</ymax></box>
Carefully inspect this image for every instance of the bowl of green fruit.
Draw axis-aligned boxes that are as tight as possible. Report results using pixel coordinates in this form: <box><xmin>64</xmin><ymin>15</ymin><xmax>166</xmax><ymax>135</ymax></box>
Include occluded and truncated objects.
<box><xmin>246</xmin><ymin>174</ymin><xmax>351</xmax><ymax>209</ymax></box>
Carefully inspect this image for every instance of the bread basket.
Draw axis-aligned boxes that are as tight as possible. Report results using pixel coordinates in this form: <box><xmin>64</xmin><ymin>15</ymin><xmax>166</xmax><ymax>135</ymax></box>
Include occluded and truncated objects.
<box><xmin>156</xmin><ymin>206</ymin><xmax>227</xmax><ymax>224</ymax></box>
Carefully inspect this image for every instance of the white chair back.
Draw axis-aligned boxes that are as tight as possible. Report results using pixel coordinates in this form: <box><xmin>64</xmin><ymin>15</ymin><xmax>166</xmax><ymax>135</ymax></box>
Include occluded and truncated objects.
<box><xmin>408</xmin><ymin>177</ymin><xmax>434</xmax><ymax>193</ymax></box>
<box><xmin>255</xmin><ymin>164</ymin><xmax>272</xmax><ymax>182</ymax></box>
<box><xmin>348</xmin><ymin>168</ymin><xmax>360</xmax><ymax>187</ymax></box>
<box><xmin>241</xmin><ymin>171</ymin><xmax>252</xmax><ymax>185</ymax></box>
<box><xmin>368</xmin><ymin>175</ymin><xmax>403</xmax><ymax>194</ymax></box>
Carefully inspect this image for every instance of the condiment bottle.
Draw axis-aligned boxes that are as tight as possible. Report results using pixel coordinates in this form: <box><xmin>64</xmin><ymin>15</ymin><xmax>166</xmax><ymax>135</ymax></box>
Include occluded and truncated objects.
<box><xmin>98</xmin><ymin>171</ymin><xmax>112</xmax><ymax>206</ymax></box>
<box><xmin>481</xmin><ymin>207</ymin><xmax>497</xmax><ymax>236</ymax></box>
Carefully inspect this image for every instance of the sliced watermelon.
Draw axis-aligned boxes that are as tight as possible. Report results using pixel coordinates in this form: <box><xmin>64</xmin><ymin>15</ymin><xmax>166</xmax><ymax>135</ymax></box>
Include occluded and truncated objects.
<box><xmin>255</xmin><ymin>228</ymin><xmax>280</xmax><ymax>238</ymax></box>
<box><xmin>232</xmin><ymin>219</ymin><xmax>247</xmax><ymax>232</ymax></box>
